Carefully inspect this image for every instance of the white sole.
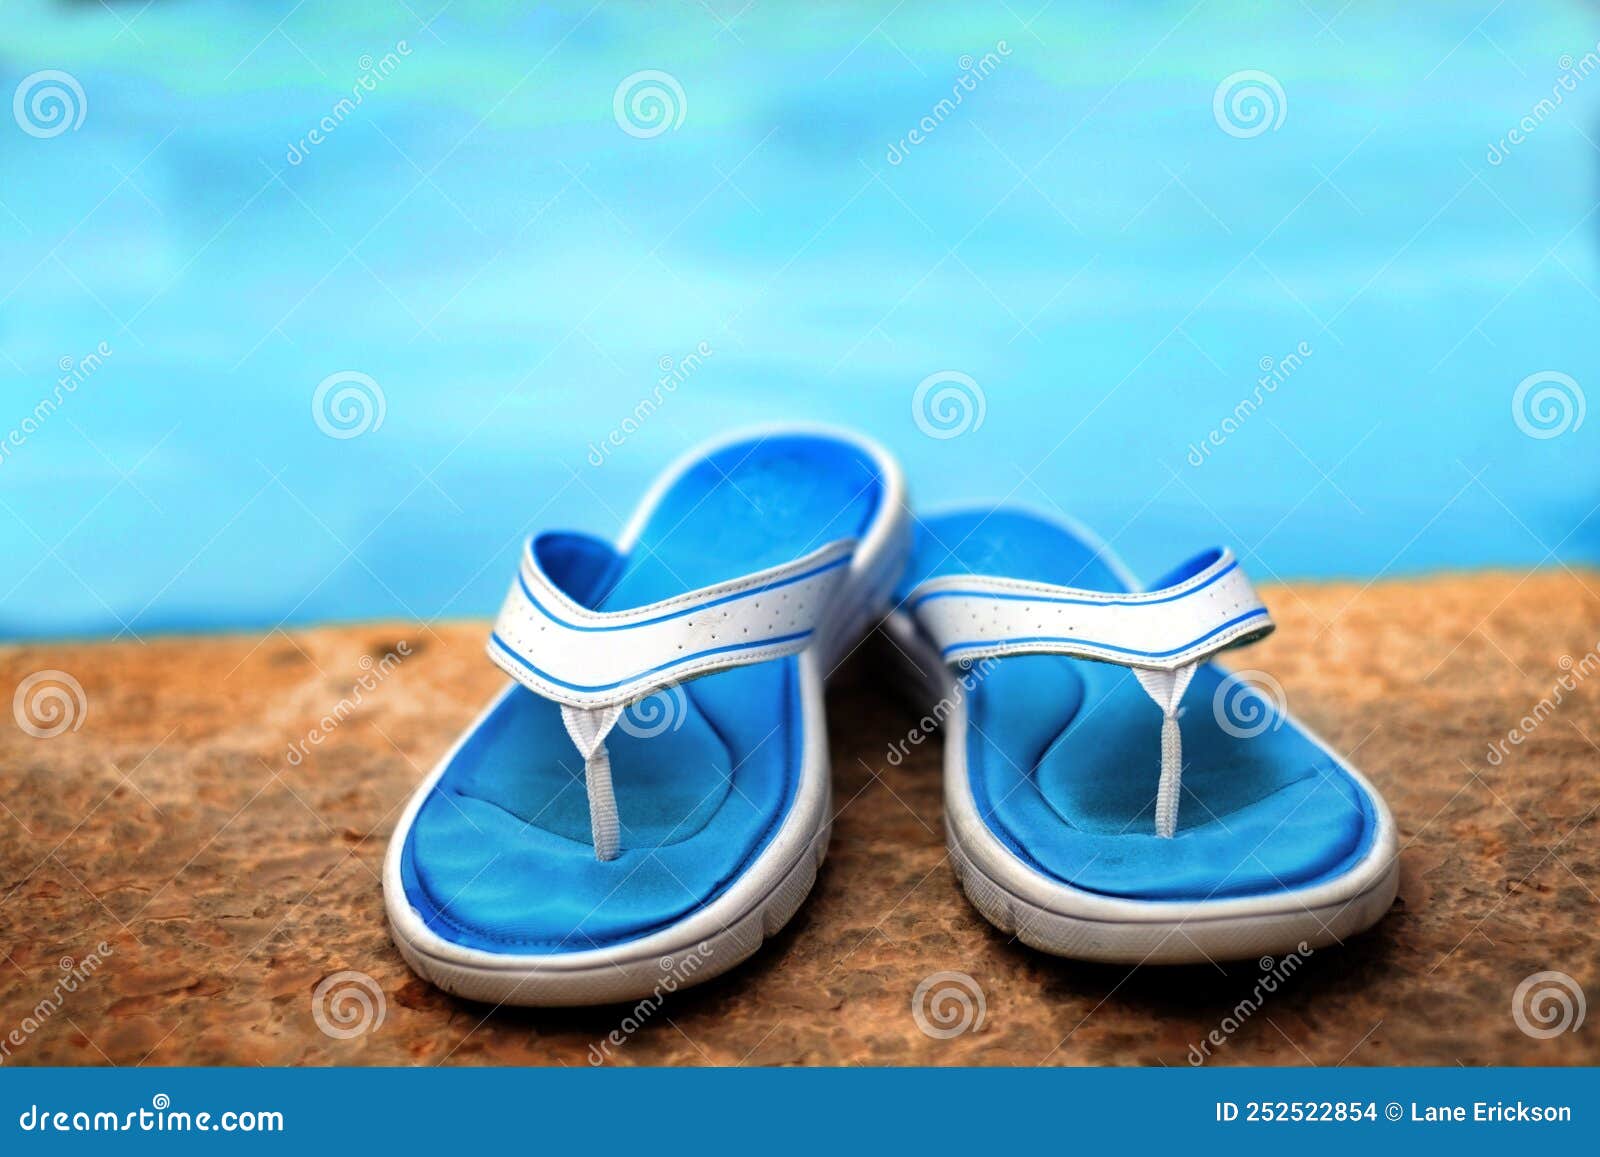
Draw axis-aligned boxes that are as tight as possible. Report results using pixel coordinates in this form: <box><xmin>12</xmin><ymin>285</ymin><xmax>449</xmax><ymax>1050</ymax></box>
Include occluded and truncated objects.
<box><xmin>384</xmin><ymin>426</ymin><xmax>910</xmax><ymax>1007</ymax></box>
<box><xmin>390</xmin><ymin>789</ymin><xmax>835</xmax><ymax>1007</ymax></box>
<box><xmin>883</xmin><ymin>608</ymin><xmax>1400</xmax><ymax>966</ymax></box>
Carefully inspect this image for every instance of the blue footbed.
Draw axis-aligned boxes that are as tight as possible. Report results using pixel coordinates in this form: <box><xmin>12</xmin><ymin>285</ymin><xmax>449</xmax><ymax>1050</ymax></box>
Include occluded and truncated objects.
<box><xmin>898</xmin><ymin>509</ymin><xmax>1377</xmax><ymax>903</ymax></box>
<box><xmin>402</xmin><ymin>435</ymin><xmax>885</xmax><ymax>953</ymax></box>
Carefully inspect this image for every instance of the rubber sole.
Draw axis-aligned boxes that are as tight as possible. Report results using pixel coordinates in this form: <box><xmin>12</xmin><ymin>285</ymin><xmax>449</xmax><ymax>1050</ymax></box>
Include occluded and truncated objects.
<box><xmin>390</xmin><ymin>819</ymin><xmax>833</xmax><ymax>1007</ymax></box>
<box><xmin>882</xmin><ymin>607</ymin><xmax>1400</xmax><ymax>965</ymax></box>
<box><xmin>947</xmin><ymin>825</ymin><xmax>1398</xmax><ymax>965</ymax></box>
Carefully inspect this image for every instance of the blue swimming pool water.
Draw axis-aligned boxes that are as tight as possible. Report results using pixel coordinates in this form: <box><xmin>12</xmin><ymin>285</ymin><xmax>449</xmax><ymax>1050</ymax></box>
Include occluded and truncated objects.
<box><xmin>1</xmin><ymin>1</ymin><xmax>1596</xmax><ymax>639</ymax></box>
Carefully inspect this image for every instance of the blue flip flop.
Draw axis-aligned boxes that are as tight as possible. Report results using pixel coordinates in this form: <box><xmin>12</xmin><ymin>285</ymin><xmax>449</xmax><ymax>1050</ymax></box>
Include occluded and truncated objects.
<box><xmin>884</xmin><ymin>507</ymin><xmax>1398</xmax><ymax>964</ymax></box>
<box><xmin>385</xmin><ymin>427</ymin><xmax>909</xmax><ymax>1005</ymax></box>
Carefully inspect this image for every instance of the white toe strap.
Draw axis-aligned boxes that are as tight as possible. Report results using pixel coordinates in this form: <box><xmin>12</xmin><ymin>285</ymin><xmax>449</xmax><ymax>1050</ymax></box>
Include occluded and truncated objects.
<box><xmin>560</xmin><ymin>703</ymin><xmax>624</xmax><ymax>861</ymax></box>
<box><xmin>488</xmin><ymin>531</ymin><xmax>857</xmax><ymax>860</ymax></box>
<box><xmin>1132</xmin><ymin>665</ymin><xmax>1197</xmax><ymax>839</ymax></box>
<box><xmin>910</xmin><ymin>547</ymin><xmax>1273</xmax><ymax>838</ymax></box>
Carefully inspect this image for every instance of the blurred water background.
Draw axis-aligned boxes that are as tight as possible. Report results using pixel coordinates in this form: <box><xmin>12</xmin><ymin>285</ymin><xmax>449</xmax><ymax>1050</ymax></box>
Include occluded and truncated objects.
<box><xmin>1</xmin><ymin>0</ymin><xmax>1596</xmax><ymax>640</ymax></box>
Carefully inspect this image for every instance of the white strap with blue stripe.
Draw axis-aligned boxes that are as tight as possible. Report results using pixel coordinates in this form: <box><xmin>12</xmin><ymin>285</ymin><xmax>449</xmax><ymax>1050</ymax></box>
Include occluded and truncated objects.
<box><xmin>909</xmin><ymin>547</ymin><xmax>1273</xmax><ymax>838</ymax></box>
<box><xmin>489</xmin><ymin>534</ymin><xmax>857</xmax><ymax>708</ymax></box>
<box><xmin>486</xmin><ymin>532</ymin><xmax>857</xmax><ymax>860</ymax></box>
<box><xmin>908</xmin><ymin>547</ymin><xmax>1272</xmax><ymax>673</ymax></box>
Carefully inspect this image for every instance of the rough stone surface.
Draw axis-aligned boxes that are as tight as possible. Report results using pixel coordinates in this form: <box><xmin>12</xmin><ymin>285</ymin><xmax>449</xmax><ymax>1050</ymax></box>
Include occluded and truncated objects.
<box><xmin>1</xmin><ymin>570</ymin><xmax>1596</xmax><ymax>1067</ymax></box>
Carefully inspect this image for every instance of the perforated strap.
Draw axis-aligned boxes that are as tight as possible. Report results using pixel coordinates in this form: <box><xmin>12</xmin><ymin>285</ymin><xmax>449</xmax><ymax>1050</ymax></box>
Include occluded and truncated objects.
<box><xmin>908</xmin><ymin>548</ymin><xmax>1270</xmax><ymax>670</ymax></box>
<box><xmin>487</xmin><ymin>531</ymin><xmax>857</xmax><ymax>860</ymax></box>
<box><xmin>910</xmin><ymin>548</ymin><xmax>1273</xmax><ymax>838</ymax></box>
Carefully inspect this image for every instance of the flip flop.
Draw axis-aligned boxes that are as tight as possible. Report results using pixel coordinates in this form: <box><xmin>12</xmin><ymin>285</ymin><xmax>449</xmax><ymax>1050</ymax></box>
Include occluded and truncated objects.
<box><xmin>884</xmin><ymin>507</ymin><xmax>1398</xmax><ymax>964</ymax></box>
<box><xmin>385</xmin><ymin>427</ymin><xmax>909</xmax><ymax>1005</ymax></box>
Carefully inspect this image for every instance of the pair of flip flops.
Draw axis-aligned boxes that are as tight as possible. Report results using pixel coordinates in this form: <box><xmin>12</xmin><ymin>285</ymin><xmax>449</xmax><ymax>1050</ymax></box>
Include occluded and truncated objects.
<box><xmin>383</xmin><ymin>428</ymin><xmax>1398</xmax><ymax>1006</ymax></box>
